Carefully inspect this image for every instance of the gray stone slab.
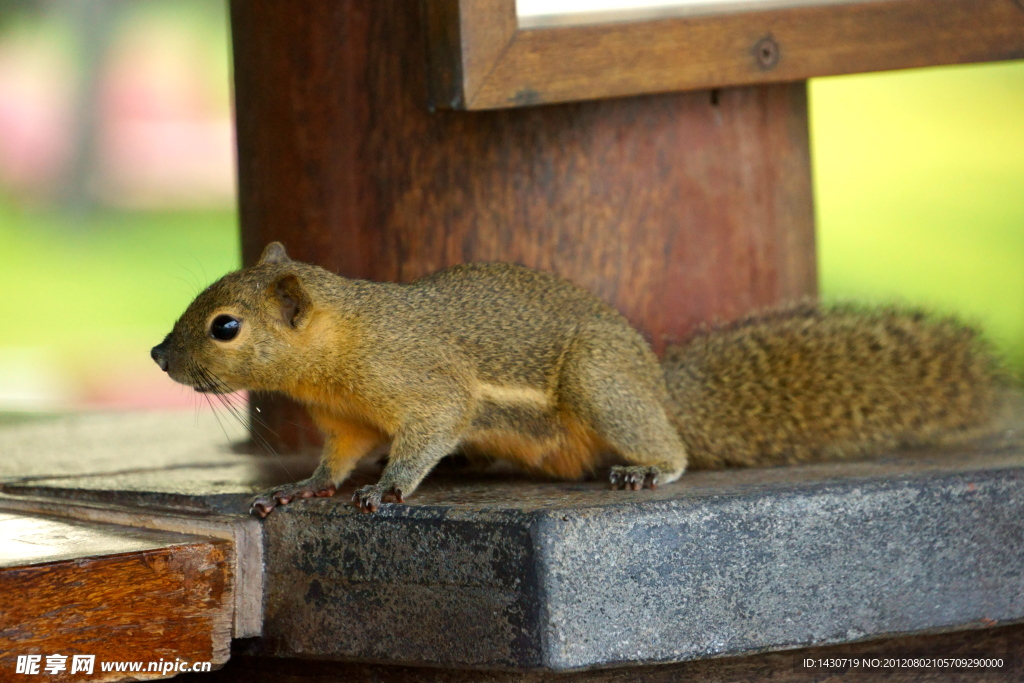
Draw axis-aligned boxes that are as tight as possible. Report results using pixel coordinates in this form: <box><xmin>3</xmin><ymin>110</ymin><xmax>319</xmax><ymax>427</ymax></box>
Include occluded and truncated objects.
<box><xmin>0</xmin><ymin>410</ymin><xmax>318</xmax><ymax>512</ymax></box>
<box><xmin>3</xmin><ymin>412</ymin><xmax>1024</xmax><ymax>671</ymax></box>
<box><xmin>253</xmin><ymin>435</ymin><xmax>1024</xmax><ymax>671</ymax></box>
<box><xmin>0</xmin><ymin>410</ymin><xmax>247</xmax><ymax>481</ymax></box>
<box><xmin>3</xmin><ymin>461</ymin><xmax>317</xmax><ymax>513</ymax></box>
<box><xmin>535</xmin><ymin>473</ymin><xmax>1023</xmax><ymax>669</ymax></box>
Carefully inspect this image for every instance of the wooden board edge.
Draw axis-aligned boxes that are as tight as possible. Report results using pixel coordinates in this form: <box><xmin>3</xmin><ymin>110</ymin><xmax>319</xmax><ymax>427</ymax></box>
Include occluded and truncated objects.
<box><xmin>1</xmin><ymin>533</ymin><xmax>234</xmax><ymax>680</ymax></box>
<box><xmin>422</xmin><ymin>0</ymin><xmax>467</xmax><ymax>109</ymax></box>
<box><xmin>0</xmin><ymin>494</ymin><xmax>264</xmax><ymax>639</ymax></box>
<box><xmin>449</xmin><ymin>0</ymin><xmax>1024</xmax><ymax>109</ymax></box>
<box><xmin>424</xmin><ymin>0</ymin><xmax>520</xmax><ymax>109</ymax></box>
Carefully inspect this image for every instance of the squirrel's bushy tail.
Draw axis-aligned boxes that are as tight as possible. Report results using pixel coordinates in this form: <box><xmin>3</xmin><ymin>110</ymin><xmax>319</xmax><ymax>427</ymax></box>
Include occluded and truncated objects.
<box><xmin>661</xmin><ymin>303</ymin><xmax>1003</xmax><ymax>469</ymax></box>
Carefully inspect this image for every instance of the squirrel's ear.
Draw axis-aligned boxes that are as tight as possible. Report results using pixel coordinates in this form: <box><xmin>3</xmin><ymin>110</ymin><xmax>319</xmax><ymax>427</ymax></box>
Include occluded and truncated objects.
<box><xmin>259</xmin><ymin>242</ymin><xmax>292</xmax><ymax>266</ymax></box>
<box><xmin>272</xmin><ymin>274</ymin><xmax>310</xmax><ymax>328</ymax></box>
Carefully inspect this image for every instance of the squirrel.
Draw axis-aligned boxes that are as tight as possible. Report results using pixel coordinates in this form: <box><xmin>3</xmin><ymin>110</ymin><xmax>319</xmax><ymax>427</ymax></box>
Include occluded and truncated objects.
<box><xmin>151</xmin><ymin>242</ymin><xmax>1004</xmax><ymax>517</ymax></box>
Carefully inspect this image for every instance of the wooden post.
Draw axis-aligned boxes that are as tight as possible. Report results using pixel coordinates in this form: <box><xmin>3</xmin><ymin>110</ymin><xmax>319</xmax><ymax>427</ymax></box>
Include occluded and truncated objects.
<box><xmin>230</xmin><ymin>0</ymin><xmax>816</xmax><ymax>451</ymax></box>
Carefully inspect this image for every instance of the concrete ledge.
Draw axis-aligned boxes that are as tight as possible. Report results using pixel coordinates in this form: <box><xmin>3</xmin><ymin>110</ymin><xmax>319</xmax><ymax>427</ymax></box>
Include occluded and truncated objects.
<box><xmin>258</xmin><ymin>454</ymin><xmax>1024</xmax><ymax>670</ymax></box>
<box><xmin>2</xmin><ymin>411</ymin><xmax>1023</xmax><ymax>671</ymax></box>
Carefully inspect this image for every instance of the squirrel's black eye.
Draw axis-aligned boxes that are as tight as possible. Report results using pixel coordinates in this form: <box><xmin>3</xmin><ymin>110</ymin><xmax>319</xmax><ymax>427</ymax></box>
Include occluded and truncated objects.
<box><xmin>210</xmin><ymin>315</ymin><xmax>241</xmax><ymax>341</ymax></box>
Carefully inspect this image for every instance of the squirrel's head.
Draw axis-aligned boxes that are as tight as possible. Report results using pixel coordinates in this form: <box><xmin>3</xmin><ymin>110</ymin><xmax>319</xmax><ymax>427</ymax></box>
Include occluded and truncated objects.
<box><xmin>151</xmin><ymin>242</ymin><xmax>319</xmax><ymax>393</ymax></box>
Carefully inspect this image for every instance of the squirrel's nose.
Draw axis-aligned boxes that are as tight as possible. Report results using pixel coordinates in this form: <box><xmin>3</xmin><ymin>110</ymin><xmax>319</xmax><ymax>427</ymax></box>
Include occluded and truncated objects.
<box><xmin>151</xmin><ymin>337</ymin><xmax>171</xmax><ymax>372</ymax></box>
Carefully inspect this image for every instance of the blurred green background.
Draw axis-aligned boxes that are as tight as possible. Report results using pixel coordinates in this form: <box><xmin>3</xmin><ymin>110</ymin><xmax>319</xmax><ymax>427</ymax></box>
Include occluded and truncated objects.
<box><xmin>0</xmin><ymin>0</ymin><xmax>1021</xmax><ymax>411</ymax></box>
<box><xmin>812</xmin><ymin>62</ymin><xmax>1024</xmax><ymax>375</ymax></box>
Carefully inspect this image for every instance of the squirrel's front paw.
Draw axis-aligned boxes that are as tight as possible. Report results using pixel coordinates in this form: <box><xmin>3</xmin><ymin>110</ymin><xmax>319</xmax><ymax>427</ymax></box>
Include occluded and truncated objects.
<box><xmin>609</xmin><ymin>465</ymin><xmax>660</xmax><ymax>491</ymax></box>
<box><xmin>250</xmin><ymin>480</ymin><xmax>337</xmax><ymax>518</ymax></box>
<box><xmin>351</xmin><ymin>484</ymin><xmax>405</xmax><ymax>513</ymax></box>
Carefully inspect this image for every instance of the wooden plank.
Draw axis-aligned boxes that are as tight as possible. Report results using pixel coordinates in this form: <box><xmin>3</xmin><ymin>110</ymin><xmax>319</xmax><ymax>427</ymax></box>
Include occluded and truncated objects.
<box><xmin>230</xmin><ymin>0</ymin><xmax>817</xmax><ymax>451</ymax></box>
<box><xmin>0</xmin><ymin>513</ymin><xmax>233</xmax><ymax>682</ymax></box>
<box><xmin>176</xmin><ymin>622</ymin><xmax>1024</xmax><ymax>681</ymax></box>
<box><xmin>0</xmin><ymin>493</ymin><xmax>264</xmax><ymax>639</ymax></box>
<box><xmin>0</xmin><ymin>411</ymin><xmax>265</xmax><ymax>639</ymax></box>
<box><xmin>425</xmin><ymin>0</ymin><xmax>1024</xmax><ymax>109</ymax></box>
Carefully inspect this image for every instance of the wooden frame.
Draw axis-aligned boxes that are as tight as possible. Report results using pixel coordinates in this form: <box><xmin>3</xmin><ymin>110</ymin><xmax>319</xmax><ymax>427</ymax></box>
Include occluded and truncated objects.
<box><xmin>424</xmin><ymin>0</ymin><xmax>1024</xmax><ymax>110</ymax></box>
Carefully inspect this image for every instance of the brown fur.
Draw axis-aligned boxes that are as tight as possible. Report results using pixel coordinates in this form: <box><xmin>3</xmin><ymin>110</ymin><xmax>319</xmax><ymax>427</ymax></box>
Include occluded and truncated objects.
<box><xmin>151</xmin><ymin>243</ymin><xmax>1004</xmax><ymax>516</ymax></box>
<box><xmin>664</xmin><ymin>303</ymin><xmax>1002</xmax><ymax>469</ymax></box>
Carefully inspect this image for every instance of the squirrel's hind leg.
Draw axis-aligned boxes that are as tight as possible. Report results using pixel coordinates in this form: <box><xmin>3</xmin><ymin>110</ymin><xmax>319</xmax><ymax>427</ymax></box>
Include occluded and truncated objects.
<box><xmin>560</xmin><ymin>333</ymin><xmax>688</xmax><ymax>490</ymax></box>
<box><xmin>604</xmin><ymin>423</ymin><xmax>688</xmax><ymax>491</ymax></box>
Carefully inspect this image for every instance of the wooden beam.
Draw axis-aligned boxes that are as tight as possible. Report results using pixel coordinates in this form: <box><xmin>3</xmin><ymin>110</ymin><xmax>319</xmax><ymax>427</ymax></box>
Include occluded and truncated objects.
<box><xmin>0</xmin><ymin>492</ymin><xmax>264</xmax><ymax>640</ymax></box>
<box><xmin>425</xmin><ymin>0</ymin><xmax>1024</xmax><ymax>109</ymax></box>
<box><xmin>230</xmin><ymin>0</ymin><xmax>817</xmax><ymax>450</ymax></box>
<box><xmin>0</xmin><ymin>513</ymin><xmax>233</xmax><ymax>682</ymax></box>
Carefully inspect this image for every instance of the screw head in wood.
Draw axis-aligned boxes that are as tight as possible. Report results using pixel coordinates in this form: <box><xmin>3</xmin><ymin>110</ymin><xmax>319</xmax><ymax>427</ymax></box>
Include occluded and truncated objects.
<box><xmin>754</xmin><ymin>35</ymin><xmax>780</xmax><ymax>70</ymax></box>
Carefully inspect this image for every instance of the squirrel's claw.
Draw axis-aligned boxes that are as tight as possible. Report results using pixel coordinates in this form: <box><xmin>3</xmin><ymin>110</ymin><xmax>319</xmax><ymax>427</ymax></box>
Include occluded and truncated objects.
<box><xmin>609</xmin><ymin>465</ymin><xmax>659</xmax><ymax>491</ymax></box>
<box><xmin>250</xmin><ymin>482</ymin><xmax>337</xmax><ymax>518</ymax></box>
<box><xmin>251</xmin><ymin>498</ymin><xmax>275</xmax><ymax>518</ymax></box>
<box><xmin>351</xmin><ymin>484</ymin><xmax>405</xmax><ymax>513</ymax></box>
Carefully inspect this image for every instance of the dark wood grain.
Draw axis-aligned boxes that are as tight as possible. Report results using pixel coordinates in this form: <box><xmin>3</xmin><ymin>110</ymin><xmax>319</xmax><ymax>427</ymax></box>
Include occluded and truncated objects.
<box><xmin>230</xmin><ymin>0</ymin><xmax>816</xmax><ymax>450</ymax></box>
<box><xmin>0</xmin><ymin>513</ymin><xmax>232</xmax><ymax>682</ymax></box>
<box><xmin>184</xmin><ymin>623</ymin><xmax>1024</xmax><ymax>682</ymax></box>
<box><xmin>429</xmin><ymin>0</ymin><xmax>1024</xmax><ymax>109</ymax></box>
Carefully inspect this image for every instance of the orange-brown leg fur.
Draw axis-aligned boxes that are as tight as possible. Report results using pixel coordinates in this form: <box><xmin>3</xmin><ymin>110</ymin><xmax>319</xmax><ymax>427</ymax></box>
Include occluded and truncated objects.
<box><xmin>251</xmin><ymin>415</ymin><xmax>386</xmax><ymax>517</ymax></box>
<box><xmin>530</xmin><ymin>414</ymin><xmax>604</xmax><ymax>481</ymax></box>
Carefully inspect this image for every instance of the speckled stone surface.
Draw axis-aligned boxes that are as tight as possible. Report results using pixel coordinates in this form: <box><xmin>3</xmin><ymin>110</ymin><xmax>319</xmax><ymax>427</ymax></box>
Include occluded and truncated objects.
<box><xmin>255</xmin><ymin>452</ymin><xmax>1024</xmax><ymax>670</ymax></box>
<box><xmin>2</xmin><ymin>411</ymin><xmax>1024</xmax><ymax>671</ymax></box>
